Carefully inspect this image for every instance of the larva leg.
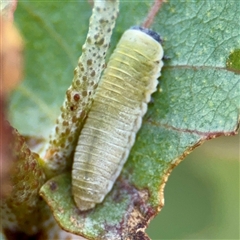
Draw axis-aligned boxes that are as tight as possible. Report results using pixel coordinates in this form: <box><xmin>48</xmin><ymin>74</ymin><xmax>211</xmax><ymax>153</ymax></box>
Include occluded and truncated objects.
<box><xmin>43</xmin><ymin>0</ymin><xmax>119</xmax><ymax>179</ymax></box>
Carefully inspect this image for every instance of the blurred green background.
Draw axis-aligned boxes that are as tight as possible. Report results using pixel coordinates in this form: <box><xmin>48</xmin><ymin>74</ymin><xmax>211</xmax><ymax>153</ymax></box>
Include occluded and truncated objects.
<box><xmin>147</xmin><ymin>134</ymin><xmax>239</xmax><ymax>239</ymax></box>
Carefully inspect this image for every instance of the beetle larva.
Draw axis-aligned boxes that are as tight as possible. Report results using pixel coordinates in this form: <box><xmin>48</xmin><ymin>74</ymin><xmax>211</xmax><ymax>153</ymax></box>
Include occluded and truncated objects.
<box><xmin>72</xmin><ymin>26</ymin><xmax>164</xmax><ymax>211</ymax></box>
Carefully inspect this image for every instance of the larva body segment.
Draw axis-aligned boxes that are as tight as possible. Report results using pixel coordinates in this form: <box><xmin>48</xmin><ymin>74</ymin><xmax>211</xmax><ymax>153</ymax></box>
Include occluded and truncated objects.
<box><xmin>72</xmin><ymin>27</ymin><xmax>164</xmax><ymax>211</ymax></box>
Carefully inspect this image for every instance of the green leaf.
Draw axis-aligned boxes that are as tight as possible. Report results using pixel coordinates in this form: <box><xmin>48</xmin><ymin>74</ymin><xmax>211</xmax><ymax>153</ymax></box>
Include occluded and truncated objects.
<box><xmin>12</xmin><ymin>0</ymin><xmax>239</xmax><ymax>239</ymax></box>
<box><xmin>0</xmin><ymin>231</ymin><xmax>7</xmax><ymax>240</ymax></box>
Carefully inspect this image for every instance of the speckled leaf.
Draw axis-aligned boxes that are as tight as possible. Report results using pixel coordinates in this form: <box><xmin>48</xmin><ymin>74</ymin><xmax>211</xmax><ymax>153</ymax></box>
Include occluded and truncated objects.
<box><xmin>0</xmin><ymin>126</ymin><xmax>46</xmax><ymax>236</ymax></box>
<box><xmin>11</xmin><ymin>0</ymin><xmax>240</xmax><ymax>239</ymax></box>
<box><xmin>42</xmin><ymin>0</ymin><xmax>119</xmax><ymax>179</ymax></box>
<box><xmin>40</xmin><ymin>173</ymin><xmax>149</xmax><ymax>240</ymax></box>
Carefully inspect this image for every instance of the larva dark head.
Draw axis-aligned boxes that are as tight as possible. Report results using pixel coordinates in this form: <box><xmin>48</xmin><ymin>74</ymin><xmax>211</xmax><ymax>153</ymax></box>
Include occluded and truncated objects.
<box><xmin>130</xmin><ymin>26</ymin><xmax>162</xmax><ymax>43</ymax></box>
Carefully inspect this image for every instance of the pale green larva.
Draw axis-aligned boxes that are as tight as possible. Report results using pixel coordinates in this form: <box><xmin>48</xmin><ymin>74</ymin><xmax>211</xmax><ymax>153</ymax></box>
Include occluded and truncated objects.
<box><xmin>72</xmin><ymin>26</ymin><xmax>164</xmax><ymax>211</ymax></box>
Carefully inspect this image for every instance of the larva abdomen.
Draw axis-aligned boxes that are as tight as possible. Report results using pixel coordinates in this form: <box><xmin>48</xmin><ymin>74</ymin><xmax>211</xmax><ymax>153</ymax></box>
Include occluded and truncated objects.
<box><xmin>72</xmin><ymin>27</ymin><xmax>164</xmax><ymax>211</ymax></box>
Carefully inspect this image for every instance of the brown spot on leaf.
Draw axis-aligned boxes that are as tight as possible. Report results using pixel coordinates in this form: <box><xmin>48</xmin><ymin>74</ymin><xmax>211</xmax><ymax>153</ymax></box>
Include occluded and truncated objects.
<box><xmin>73</xmin><ymin>94</ymin><xmax>80</xmax><ymax>101</ymax></box>
<box><xmin>72</xmin><ymin>115</ymin><xmax>77</xmax><ymax>123</ymax></box>
<box><xmin>94</xmin><ymin>33</ymin><xmax>99</xmax><ymax>40</ymax></box>
<box><xmin>70</xmin><ymin>105</ymin><xmax>77</xmax><ymax>111</ymax></box>
<box><xmin>91</xmin><ymin>70</ymin><xmax>96</xmax><ymax>77</ymax></box>
<box><xmin>96</xmin><ymin>38</ymin><xmax>104</xmax><ymax>46</ymax></box>
<box><xmin>87</xmin><ymin>59</ymin><xmax>92</xmax><ymax>66</ymax></box>
<box><xmin>65</xmin><ymin>128</ymin><xmax>70</xmax><ymax>135</ymax></box>
<box><xmin>62</xmin><ymin>121</ymin><xmax>69</xmax><ymax>126</ymax></box>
